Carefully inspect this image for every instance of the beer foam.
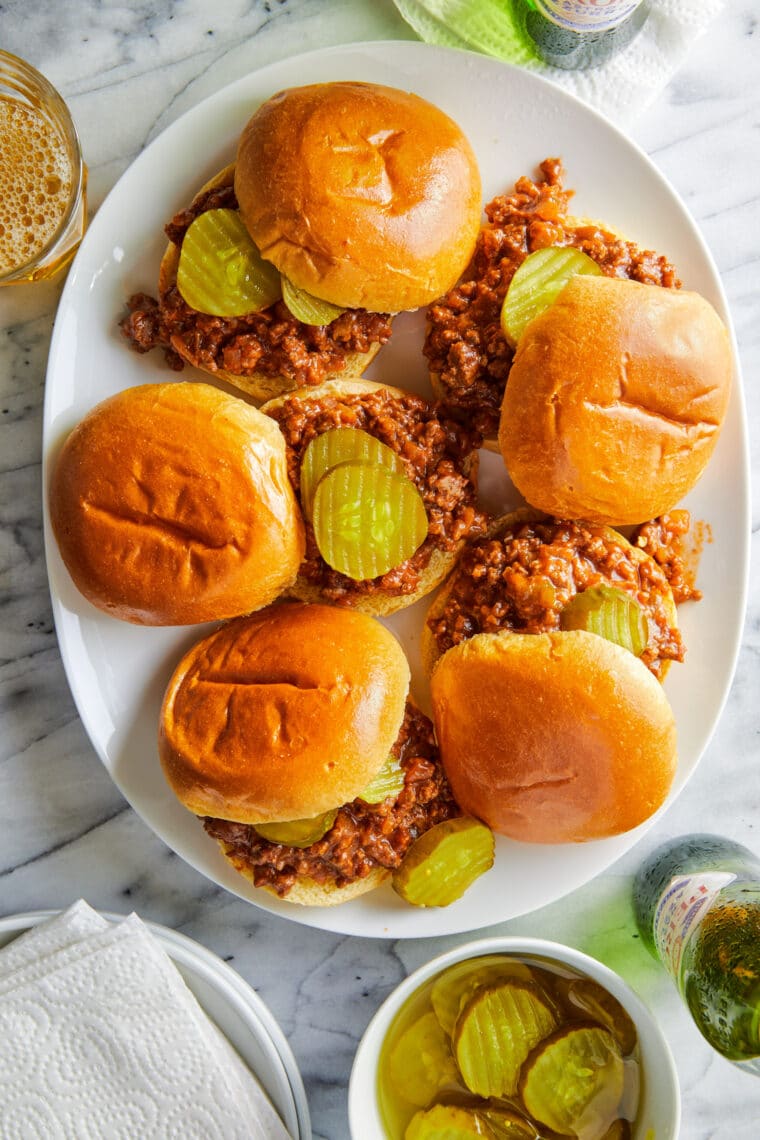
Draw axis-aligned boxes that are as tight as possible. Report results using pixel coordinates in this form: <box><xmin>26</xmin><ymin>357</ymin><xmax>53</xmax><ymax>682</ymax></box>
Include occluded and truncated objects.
<box><xmin>0</xmin><ymin>98</ymin><xmax>73</xmax><ymax>273</ymax></box>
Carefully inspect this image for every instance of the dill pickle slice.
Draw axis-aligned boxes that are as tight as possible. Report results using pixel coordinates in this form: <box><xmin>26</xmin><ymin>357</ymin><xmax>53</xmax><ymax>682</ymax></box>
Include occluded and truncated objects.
<box><xmin>404</xmin><ymin>1103</ymin><xmax>490</xmax><ymax>1140</ymax></box>
<box><xmin>500</xmin><ymin>247</ymin><xmax>603</xmax><ymax>345</ymax></box>
<box><xmin>300</xmin><ymin>427</ymin><xmax>405</xmax><ymax>521</ymax></box>
<box><xmin>519</xmin><ymin>1024</ymin><xmax>625</xmax><ymax>1137</ymax></box>
<box><xmin>357</xmin><ymin>753</ymin><xmax>406</xmax><ymax>805</ymax></box>
<box><xmin>177</xmin><ymin>208</ymin><xmax>282</xmax><ymax>316</ymax></box>
<box><xmin>559</xmin><ymin>584</ymin><xmax>649</xmax><ymax>657</ymax></box>
<box><xmin>281</xmin><ymin>275</ymin><xmax>346</xmax><ymax>326</ymax></box>
<box><xmin>392</xmin><ymin>818</ymin><xmax>495</xmax><ymax>908</ymax></box>
<box><xmin>431</xmin><ymin>956</ymin><xmax>535</xmax><ymax>1037</ymax></box>
<box><xmin>312</xmin><ymin>461</ymin><xmax>428</xmax><ymax>581</ymax></box>
<box><xmin>453</xmin><ymin>980</ymin><xmax>557</xmax><ymax>1098</ymax></box>
<box><xmin>388</xmin><ymin>1011</ymin><xmax>460</xmax><ymax>1107</ymax></box>
<box><xmin>567</xmin><ymin>979</ymin><xmax>638</xmax><ymax>1056</ymax></box>
<box><xmin>252</xmin><ymin>809</ymin><xmax>337</xmax><ymax>848</ymax></box>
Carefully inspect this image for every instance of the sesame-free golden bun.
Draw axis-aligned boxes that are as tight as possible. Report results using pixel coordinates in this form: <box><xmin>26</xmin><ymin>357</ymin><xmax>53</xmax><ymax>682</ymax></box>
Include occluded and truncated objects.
<box><xmin>261</xmin><ymin>377</ymin><xmax>480</xmax><ymax>617</ymax></box>
<box><xmin>49</xmin><ymin>382</ymin><xmax>305</xmax><ymax>625</ymax></box>
<box><xmin>430</xmin><ymin>629</ymin><xmax>678</xmax><ymax>844</ymax></box>
<box><xmin>234</xmin><ymin>81</ymin><xmax>482</xmax><ymax>313</ymax></box>
<box><xmin>159</xmin><ymin>602</ymin><xmax>410</xmax><ymax>825</ymax></box>
<box><xmin>499</xmin><ymin>276</ymin><xmax>732</xmax><ymax>525</ymax></box>
<box><xmin>158</xmin><ymin>166</ymin><xmax>383</xmax><ymax>403</ymax></box>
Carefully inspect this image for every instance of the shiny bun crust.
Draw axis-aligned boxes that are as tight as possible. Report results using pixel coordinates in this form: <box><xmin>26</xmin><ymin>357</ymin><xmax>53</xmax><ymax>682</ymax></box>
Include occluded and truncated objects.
<box><xmin>420</xmin><ymin>508</ymin><xmax>678</xmax><ymax>676</ymax></box>
<box><xmin>159</xmin><ymin>603</ymin><xmax>410</xmax><ymax>823</ymax></box>
<box><xmin>158</xmin><ymin>166</ymin><xmax>383</xmax><ymax>402</ymax></box>
<box><xmin>261</xmin><ymin>378</ymin><xmax>479</xmax><ymax>617</ymax></box>
<box><xmin>499</xmin><ymin>276</ymin><xmax>732</xmax><ymax>525</ymax></box>
<box><xmin>234</xmin><ymin>82</ymin><xmax>482</xmax><ymax>313</ymax></box>
<box><xmin>430</xmin><ymin>629</ymin><xmax>677</xmax><ymax>844</ymax></box>
<box><xmin>49</xmin><ymin>382</ymin><xmax>305</xmax><ymax>625</ymax></box>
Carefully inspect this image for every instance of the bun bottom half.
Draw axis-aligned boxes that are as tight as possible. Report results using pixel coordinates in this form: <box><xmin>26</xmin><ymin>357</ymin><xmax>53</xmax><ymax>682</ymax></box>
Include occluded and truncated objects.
<box><xmin>219</xmin><ymin>846</ymin><xmax>388</xmax><ymax>907</ymax></box>
<box><xmin>262</xmin><ymin>378</ymin><xmax>481</xmax><ymax>618</ymax></box>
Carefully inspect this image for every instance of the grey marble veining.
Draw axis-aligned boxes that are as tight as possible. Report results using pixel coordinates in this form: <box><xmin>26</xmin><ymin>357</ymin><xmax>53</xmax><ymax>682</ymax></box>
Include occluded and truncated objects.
<box><xmin>1</xmin><ymin>2</ymin><xmax>759</xmax><ymax>1138</ymax></box>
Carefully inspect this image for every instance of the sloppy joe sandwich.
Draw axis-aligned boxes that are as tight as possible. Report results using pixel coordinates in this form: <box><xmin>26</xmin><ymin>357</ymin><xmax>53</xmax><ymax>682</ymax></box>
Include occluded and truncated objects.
<box><xmin>122</xmin><ymin>81</ymin><xmax>482</xmax><ymax>402</ymax></box>
<box><xmin>499</xmin><ymin>275</ymin><xmax>732</xmax><ymax>525</ymax></box>
<box><xmin>262</xmin><ymin>378</ymin><xmax>486</xmax><ymax>615</ymax></box>
<box><xmin>430</xmin><ymin>628</ymin><xmax>677</xmax><ymax>844</ymax></box>
<box><xmin>424</xmin><ymin>158</ymin><xmax>681</xmax><ymax>438</ymax></box>
<box><xmin>159</xmin><ymin>603</ymin><xmax>460</xmax><ymax>905</ymax></box>
<box><xmin>49</xmin><ymin>382</ymin><xmax>304</xmax><ymax>625</ymax></box>
<box><xmin>424</xmin><ymin>510</ymin><xmax>681</xmax><ymax>843</ymax></box>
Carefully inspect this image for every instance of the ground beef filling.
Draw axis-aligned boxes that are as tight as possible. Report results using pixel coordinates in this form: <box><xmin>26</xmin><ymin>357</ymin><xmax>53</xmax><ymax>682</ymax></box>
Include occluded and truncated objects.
<box><xmin>267</xmin><ymin>388</ymin><xmax>487</xmax><ymax>602</ymax></box>
<box><xmin>424</xmin><ymin>157</ymin><xmax>681</xmax><ymax>436</ymax></box>
<box><xmin>119</xmin><ymin>183</ymin><xmax>393</xmax><ymax>386</ymax></box>
<box><xmin>633</xmin><ymin>510</ymin><xmax>703</xmax><ymax>606</ymax></box>
<box><xmin>202</xmin><ymin>703</ymin><xmax>460</xmax><ymax>897</ymax></box>
<box><xmin>427</xmin><ymin>517</ymin><xmax>685</xmax><ymax>680</ymax></box>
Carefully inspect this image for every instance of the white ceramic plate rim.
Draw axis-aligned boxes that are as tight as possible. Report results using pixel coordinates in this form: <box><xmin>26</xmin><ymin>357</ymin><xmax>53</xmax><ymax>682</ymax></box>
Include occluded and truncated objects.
<box><xmin>42</xmin><ymin>40</ymin><xmax>750</xmax><ymax>939</ymax></box>
<box><xmin>348</xmin><ymin>935</ymin><xmax>681</xmax><ymax>1140</ymax></box>
<box><xmin>0</xmin><ymin>909</ymin><xmax>311</xmax><ymax>1140</ymax></box>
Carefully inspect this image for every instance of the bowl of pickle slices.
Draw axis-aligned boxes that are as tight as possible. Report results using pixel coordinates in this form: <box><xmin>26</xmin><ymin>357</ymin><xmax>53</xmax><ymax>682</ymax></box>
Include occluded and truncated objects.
<box><xmin>349</xmin><ymin>937</ymin><xmax>680</xmax><ymax>1140</ymax></box>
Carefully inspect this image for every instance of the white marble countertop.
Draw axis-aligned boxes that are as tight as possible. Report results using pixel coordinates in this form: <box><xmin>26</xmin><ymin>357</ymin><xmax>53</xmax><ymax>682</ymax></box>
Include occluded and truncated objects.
<box><xmin>1</xmin><ymin>2</ymin><xmax>758</xmax><ymax>1137</ymax></box>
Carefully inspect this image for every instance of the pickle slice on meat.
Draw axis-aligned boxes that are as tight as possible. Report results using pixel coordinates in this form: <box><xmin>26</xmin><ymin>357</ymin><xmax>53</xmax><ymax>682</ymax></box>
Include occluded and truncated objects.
<box><xmin>300</xmin><ymin>427</ymin><xmax>405</xmax><ymax>521</ymax></box>
<box><xmin>453</xmin><ymin>980</ymin><xmax>557</xmax><ymax>1097</ymax></box>
<box><xmin>519</xmin><ymin>1024</ymin><xmax>625</xmax><ymax>1137</ymax></box>
<box><xmin>404</xmin><ymin>1103</ymin><xmax>492</xmax><ymax>1139</ymax></box>
<box><xmin>388</xmin><ymin>1011</ymin><xmax>459</xmax><ymax>1107</ymax></box>
<box><xmin>567</xmin><ymin>979</ymin><xmax>638</xmax><ymax>1056</ymax></box>
<box><xmin>177</xmin><ymin>208</ymin><xmax>282</xmax><ymax>316</ymax></box>
<box><xmin>559</xmin><ymin>584</ymin><xmax>649</xmax><ymax>657</ymax></box>
<box><xmin>357</xmin><ymin>753</ymin><xmax>406</xmax><ymax>805</ymax></box>
<box><xmin>281</xmin><ymin>275</ymin><xmax>346</xmax><ymax>326</ymax></box>
<box><xmin>312</xmin><ymin>460</ymin><xmax>428</xmax><ymax>581</ymax></box>
<box><xmin>392</xmin><ymin>818</ymin><xmax>495</xmax><ymax>908</ymax></box>
<box><xmin>500</xmin><ymin>247</ymin><xmax>603</xmax><ymax>346</ymax></box>
<box><xmin>431</xmin><ymin>955</ymin><xmax>535</xmax><ymax>1037</ymax></box>
<box><xmin>252</xmin><ymin>809</ymin><xmax>337</xmax><ymax>848</ymax></box>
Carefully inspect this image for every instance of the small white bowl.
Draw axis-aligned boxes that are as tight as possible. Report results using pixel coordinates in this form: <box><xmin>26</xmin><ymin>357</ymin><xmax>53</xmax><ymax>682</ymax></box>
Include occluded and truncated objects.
<box><xmin>349</xmin><ymin>936</ymin><xmax>680</xmax><ymax>1140</ymax></box>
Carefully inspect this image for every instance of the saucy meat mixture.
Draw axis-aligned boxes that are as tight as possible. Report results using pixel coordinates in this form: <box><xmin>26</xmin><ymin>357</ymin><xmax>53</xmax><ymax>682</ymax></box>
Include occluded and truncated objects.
<box><xmin>120</xmin><ymin>182</ymin><xmax>393</xmax><ymax>386</ymax></box>
<box><xmin>427</xmin><ymin>515</ymin><xmax>688</xmax><ymax>681</ymax></box>
<box><xmin>266</xmin><ymin>387</ymin><xmax>487</xmax><ymax>602</ymax></box>
<box><xmin>203</xmin><ymin>702</ymin><xmax>460</xmax><ymax>897</ymax></box>
<box><xmin>425</xmin><ymin>158</ymin><xmax>681</xmax><ymax>436</ymax></box>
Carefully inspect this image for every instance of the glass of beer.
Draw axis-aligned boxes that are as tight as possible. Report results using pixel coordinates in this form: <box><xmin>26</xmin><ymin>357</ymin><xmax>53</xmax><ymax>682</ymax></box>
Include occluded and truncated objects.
<box><xmin>0</xmin><ymin>51</ymin><xmax>87</xmax><ymax>285</ymax></box>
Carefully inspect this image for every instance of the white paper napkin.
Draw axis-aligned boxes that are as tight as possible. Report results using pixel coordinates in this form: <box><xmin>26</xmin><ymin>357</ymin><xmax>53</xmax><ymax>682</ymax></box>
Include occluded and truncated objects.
<box><xmin>0</xmin><ymin>901</ymin><xmax>291</xmax><ymax>1140</ymax></box>
<box><xmin>392</xmin><ymin>0</ymin><xmax>726</xmax><ymax>125</ymax></box>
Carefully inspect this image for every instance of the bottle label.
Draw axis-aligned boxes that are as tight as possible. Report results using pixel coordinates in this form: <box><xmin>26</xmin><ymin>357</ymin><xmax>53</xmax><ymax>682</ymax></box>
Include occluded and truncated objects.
<box><xmin>533</xmin><ymin>0</ymin><xmax>643</xmax><ymax>32</ymax></box>
<box><xmin>652</xmin><ymin>871</ymin><xmax>737</xmax><ymax>980</ymax></box>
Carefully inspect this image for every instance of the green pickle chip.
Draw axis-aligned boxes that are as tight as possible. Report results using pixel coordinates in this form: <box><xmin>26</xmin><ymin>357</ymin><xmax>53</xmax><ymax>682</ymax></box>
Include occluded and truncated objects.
<box><xmin>253</xmin><ymin>809</ymin><xmax>337</xmax><ymax>848</ymax></box>
<box><xmin>404</xmin><ymin>1103</ymin><xmax>491</xmax><ymax>1139</ymax></box>
<box><xmin>388</xmin><ymin>1011</ymin><xmax>459</xmax><ymax>1108</ymax></box>
<box><xmin>300</xmin><ymin>427</ymin><xmax>405</xmax><ymax>521</ymax></box>
<box><xmin>519</xmin><ymin>1024</ymin><xmax>625</xmax><ymax>1137</ymax></box>
<box><xmin>454</xmin><ymin>980</ymin><xmax>557</xmax><ymax>1097</ymax></box>
<box><xmin>500</xmin><ymin>246</ymin><xmax>603</xmax><ymax>345</ymax></box>
<box><xmin>559</xmin><ymin>584</ymin><xmax>649</xmax><ymax>657</ymax></box>
<box><xmin>312</xmin><ymin>460</ymin><xmax>428</xmax><ymax>581</ymax></box>
<box><xmin>281</xmin><ymin>275</ymin><xmax>346</xmax><ymax>325</ymax></box>
<box><xmin>357</xmin><ymin>753</ymin><xmax>406</xmax><ymax>805</ymax></box>
<box><xmin>392</xmin><ymin>818</ymin><xmax>495</xmax><ymax>908</ymax></box>
<box><xmin>431</xmin><ymin>955</ymin><xmax>535</xmax><ymax>1037</ymax></box>
<box><xmin>177</xmin><ymin>208</ymin><xmax>282</xmax><ymax>316</ymax></box>
<box><xmin>567</xmin><ymin>979</ymin><xmax>638</xmax><ymax>1056</ymax></box>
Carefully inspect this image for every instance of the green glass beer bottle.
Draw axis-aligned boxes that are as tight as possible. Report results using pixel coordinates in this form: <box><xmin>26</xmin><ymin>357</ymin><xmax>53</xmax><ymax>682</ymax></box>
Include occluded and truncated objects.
<box><xmin>514</xmin><ymin>0</ymin><xmax>650</xmax><ymax>70</ymax></box>
<box><xmin>633</xmin><ymin>834</ymin><xmax>760</xmax><ymax>1074</ymax></box>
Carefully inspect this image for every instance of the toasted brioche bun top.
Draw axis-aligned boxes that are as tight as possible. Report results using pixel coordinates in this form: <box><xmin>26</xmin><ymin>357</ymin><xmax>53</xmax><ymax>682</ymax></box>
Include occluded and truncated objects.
<box><xmin>159</xmin><ymin>602</ymin><xmax>410</xmax><ymax>823</ymax></box>
<box><xmin>234</xmin><ymin>81</ymin><xmax>482</xmax><ymax>313</ymax></box>
<box><xmin>49</xmin><ymin>382</ymin><xmax>305</xmax><ymax>625</ymax></box>
<box><xmin>431</xmin><ymin>628</ymin><xmax>677</xmax><ymax>844</ymax></box>
<box><xmin>499</xmin><ymin>276</ymin><xmax>732</xmax><ymax>525</ymax></box>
